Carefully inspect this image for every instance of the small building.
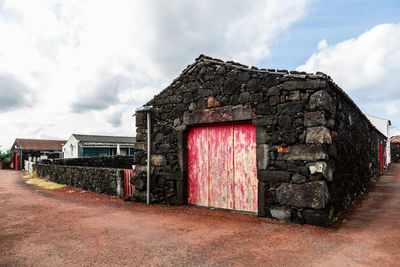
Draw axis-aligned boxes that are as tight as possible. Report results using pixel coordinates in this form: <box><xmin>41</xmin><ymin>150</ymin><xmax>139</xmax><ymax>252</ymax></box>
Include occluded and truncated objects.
<box><xmin>132</xmin><ymin>55</ymin><xmax>386</xmax><ymax>226</ymax></box>
<box><xmin>390</xmin><ymin>136</ymin><xmax>400</xmax><ymax>163</ymax></box>
<box><xmin>367</xmin><ymin>115</ymin><xmax>391</xmax><ymax>168</ymax></box>
<box><xmin>10</xmin><ymin>138</ymin><xmax>66</xmax><ymax>170</ymax></box>
<box><xmin>63</xmin><ymin>134</ymin><xmax>135</xmax><ymax>159</ymax></box>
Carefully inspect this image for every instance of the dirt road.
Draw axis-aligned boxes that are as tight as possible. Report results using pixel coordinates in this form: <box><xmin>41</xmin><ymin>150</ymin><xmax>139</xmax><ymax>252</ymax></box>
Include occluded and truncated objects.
<box><xmin>1</xmin><ymin>166</ymin><xmax>400</xmax><ymax>266</ymax></box>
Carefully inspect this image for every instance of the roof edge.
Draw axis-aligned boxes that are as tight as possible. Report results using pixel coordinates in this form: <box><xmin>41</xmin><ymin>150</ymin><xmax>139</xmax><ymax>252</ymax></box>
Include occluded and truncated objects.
<box><xmin>15</xmin><ymin>138</ymin><xmax>67</xmax><ymax>142</ymax></box>
<box><xmin>144</xmin><ymin>54</ymin><xmax>330</xmax><ymax>107</ymax></box>
<box><xmin>72</xmin><ymin>134</ymin><xmax>135</xmax><ymax>138</ymax></box>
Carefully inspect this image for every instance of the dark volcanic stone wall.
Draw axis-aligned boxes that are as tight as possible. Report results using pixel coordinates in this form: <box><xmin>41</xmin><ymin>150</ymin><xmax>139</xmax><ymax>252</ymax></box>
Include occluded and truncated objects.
<box><xmin>43</xmin><ymin>155</ymin><xmax>134</xmax><ymax>169</ymax></box>
<box><xmin>36</xmin><ymin>164</ymin><xmax>123</xmax><ymax>196</ymax></box>
<box><xmin>133</xmin><ymin>55</ymin><xmax>385</xmax><ymax>226</ymax></box>
<box><xmin>391</xmin><ymin>140</ymin><xmax>400</xmax><ymax>163</ymax></box>
<box><xmin>328</xmin><ymin>83</ymin><xmax>385</xmax><ymax>217</ymax></box>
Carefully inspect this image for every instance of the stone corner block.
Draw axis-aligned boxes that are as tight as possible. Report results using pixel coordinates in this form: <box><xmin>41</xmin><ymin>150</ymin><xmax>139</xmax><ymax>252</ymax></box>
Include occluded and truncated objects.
<box><xmin>270</xmin><ymin>206</ymin><xmax>291</xmax><ymax>222</ymax></box>
<box><xmin>309</xmin><ymin>90</ymin><xmax>336</xmax><ymax>114</ymax></box>
<box><xmin>134</xmin><ymin>142</ymin><xmax>147</xmax><ymax>151</ymax></box>
<box><xmin>276</xmin><ymin>181</ymin><xmax>329</xmax><ymax>209</ymax></box>
<box><xmin>306</xmin><ymin>126</ymin><xmax>332</xmax><ymax>144</ymax></box>
<box><xmin>304</xmin><ymin>111</ymin><xmax>326</xmax><ymax>127</ymax></box>
<box><xmin>307</xmin><ymin>161</ymin><xmax>333</xmax><ymax>181</ymax></box>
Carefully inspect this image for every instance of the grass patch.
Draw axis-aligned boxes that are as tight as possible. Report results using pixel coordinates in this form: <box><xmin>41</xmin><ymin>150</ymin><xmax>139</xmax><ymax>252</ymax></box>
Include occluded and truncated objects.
<box><xmin>24</xmin><ymin>171</ymin><xmax>66</xmax><ymax>190</ymax></box>
<box><xmin>23</xmin><ymin>170</ymin><xmax>39</xmax><ymax>179</ymax></box>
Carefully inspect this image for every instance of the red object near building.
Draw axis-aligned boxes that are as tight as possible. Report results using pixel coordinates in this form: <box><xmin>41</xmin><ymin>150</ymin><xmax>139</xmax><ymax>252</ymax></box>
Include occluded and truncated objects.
<box><xmin>14</xmin><ymin>153</ymin><xmax>18</xmax><ymax>170</ymax></box>
<box><xmin>123</xmin><ymin>169</ymin><xmax>134</xmax><ymax>197</ymax></box>
<box><xmin>187</xmin><ymin>123</ymin><xmax>257</xmax><ymax>212</ymax></box>
<box><xmin>380</xmin><ymin>144</ymin><xmax>383</xmax><ymax>173</ymax></box>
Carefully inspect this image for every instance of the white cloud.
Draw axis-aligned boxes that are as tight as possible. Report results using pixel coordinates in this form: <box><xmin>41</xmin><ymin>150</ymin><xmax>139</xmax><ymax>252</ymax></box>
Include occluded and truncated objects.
<box><xmin>317</xmin><ymin>39</ymin><xmax>328</xmax><ymax>50</ymax></box>
<box><xmin>297</xmin><ymin>23</ymin><xmax>400</xmax><ymax>93</ymax></box>
<box><xmin>0</xmin><ymin>0</ymin><xmax>312</xmax><ymax>148</ymax></box>
<box><xmin>145</xmin><ymin>0</ymin><xmax>312</xmax><ymax>73</ymax></box>
<box><xmin>297</xmin><ymin>23</ymin><xmax>400</xmax><ymax>135</ymax></box>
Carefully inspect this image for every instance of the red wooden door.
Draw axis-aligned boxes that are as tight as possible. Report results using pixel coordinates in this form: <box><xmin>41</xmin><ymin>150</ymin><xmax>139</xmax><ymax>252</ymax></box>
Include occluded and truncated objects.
<box><xmin>15</xmin><ymin>153</ymin><xmax>18</xmax><ymax>170</ymax></box>
<box><xmin>380</xmin><ymin>144</ymin><xmax>383</xmax><ymax>172</ymax></box>
<box><xmin>187</xmin><ymin>123</ymin><xmax>257</xmax><ymax>212</ymax></box>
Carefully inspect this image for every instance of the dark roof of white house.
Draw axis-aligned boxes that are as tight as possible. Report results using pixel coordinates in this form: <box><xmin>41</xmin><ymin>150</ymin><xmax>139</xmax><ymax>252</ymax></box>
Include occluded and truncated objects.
<box><xmin>72</xmin><ymin>134</ymin><xmax>136</xmax><ymax>144</ymax></box>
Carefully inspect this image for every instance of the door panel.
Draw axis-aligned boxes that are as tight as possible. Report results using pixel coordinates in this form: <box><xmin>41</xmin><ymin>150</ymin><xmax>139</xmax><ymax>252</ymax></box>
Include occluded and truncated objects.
<box><xmin>208</xmin><ymin>125</ymin><xmax>234</xmax><ymax>210</ymax></box>
<box><xmin>233</xmin><ymin>124</ymin><xmax>257</xmax><ymax>212</ymax></box>
<box><xmin>187</xmin><ymin>127</ymin><xmax>209</xmax><ymax>206</ymax></box>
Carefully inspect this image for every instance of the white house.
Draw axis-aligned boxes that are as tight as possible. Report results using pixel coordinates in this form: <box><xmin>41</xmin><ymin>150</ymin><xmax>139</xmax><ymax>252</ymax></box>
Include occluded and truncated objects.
<box><xmin>63</xmin><ymin>134</ymin><xmax>136</xmax><ymax>159</ymax></box>
<box><xmin>367</xmin><ymin>115</ymin><xmax>391</xmax><ymax>165</ymax></box>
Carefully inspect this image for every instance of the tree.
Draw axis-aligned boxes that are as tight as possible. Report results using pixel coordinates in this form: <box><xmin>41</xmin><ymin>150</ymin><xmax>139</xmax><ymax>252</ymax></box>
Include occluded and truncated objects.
<box><xmin>0</xmin><ymin>150</ymin><xmax>10</xmax><ymax>161</ymax></box>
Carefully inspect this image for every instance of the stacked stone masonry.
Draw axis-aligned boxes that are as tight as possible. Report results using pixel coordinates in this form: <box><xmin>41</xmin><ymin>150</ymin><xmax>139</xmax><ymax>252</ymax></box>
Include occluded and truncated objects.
<box><xmin>133</xmin><ymin>55</ymin><xmax>385</xmax><ymax>226</ymax></box>
<box><xmin>391</xmin><ymin>138</ymin><xmax>400</xmax><ymax>163</ymax></box>
<box><xmin>36</xmin><ymin>164</ymin><xmax>123</xmax><ymax>196</ymax></box>
<box><xmin>36</xmin><ymin>156</ymin><xmax>134</xmax><ymax>197</ymax></box>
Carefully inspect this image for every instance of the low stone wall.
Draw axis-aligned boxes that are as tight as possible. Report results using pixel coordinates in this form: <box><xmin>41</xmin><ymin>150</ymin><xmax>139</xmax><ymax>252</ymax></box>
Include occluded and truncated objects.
<box><xmin>36</xmin><ymin>164</ymin><xmax>123</xmax><ymax>196</ymax></box>
<box><xmin>43</xmin><ymin>155</ymin><xmax>134</xmax><ymax>169</ymax></box>
<box><xmin>0</xmin><ymin>160</ymin><xmax>11</xmax><ymax>169</ymax></box>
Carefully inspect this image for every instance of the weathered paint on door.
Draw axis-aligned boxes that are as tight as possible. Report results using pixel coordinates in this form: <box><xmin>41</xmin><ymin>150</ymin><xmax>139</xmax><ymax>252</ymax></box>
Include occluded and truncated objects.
<box><xmin>208</xmin><ymin>125</ymin><xmax>234</xmax><ymax>210</ymax></box>
<box><xmin>187</xmin><ymin>123</ymin><xmax>257</xmax><ymax>212</ymax></box>
<box><xmin>15</xmin><ymin>153</ymin><xmax>18</xmax><ymax>170</ymax></box>
<box><xmin>233</xmin><ymin>124</ymin><xmax>258</xmax><ymax>212</ymax></box>
<box><xmin>187</xmin><ymin>127</ymin><xmax>209</xmax><ymax>207</ymax></box>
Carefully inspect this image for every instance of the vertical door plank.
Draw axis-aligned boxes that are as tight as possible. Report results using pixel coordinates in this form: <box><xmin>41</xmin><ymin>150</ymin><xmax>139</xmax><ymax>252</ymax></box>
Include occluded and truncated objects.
<box><xmin>187</xmin><ymin>127</ymin><xmax>209</xmax><ymax>206</ymax></box>
<box><xmin>233</xmin><ymin>124</ymin><xmax>258</xmax><ymax>212</ymax></box>
<box><xmin>208</xmin><ymin>125</ymin><xmax>234</xmax><ymax>209</ymax></box>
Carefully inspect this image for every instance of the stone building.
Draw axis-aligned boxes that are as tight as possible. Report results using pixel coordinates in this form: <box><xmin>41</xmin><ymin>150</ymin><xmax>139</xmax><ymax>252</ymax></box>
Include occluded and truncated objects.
<box><xmin>390</xmin><ymin>136</ymin><xmax>400</xmax><ymax>163</ymax></box>
<box><xmin>10</xmin><ymin>138</ymin><xmax>66</xmax><ymax>170</ymax></box>
<box><xmin>132</xmin><ymin>55</ymin><xmax>386</xmax><ymax>226</ymax></box>
<box><xmin>367</xmin><ymin>115</ymin><xmax>391</xmax><ymax>169</ymax></box>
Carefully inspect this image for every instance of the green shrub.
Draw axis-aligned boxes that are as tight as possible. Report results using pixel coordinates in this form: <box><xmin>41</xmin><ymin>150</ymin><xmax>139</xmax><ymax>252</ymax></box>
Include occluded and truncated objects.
<box><xmin>0</xmin><ymin>150</ymin><xmax>10</xmax><ymax>161</ymax></box>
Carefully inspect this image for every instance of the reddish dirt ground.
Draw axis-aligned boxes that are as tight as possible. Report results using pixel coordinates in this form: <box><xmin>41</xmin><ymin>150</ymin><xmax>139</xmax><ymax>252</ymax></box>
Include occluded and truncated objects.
<box><xmin>1</xmin><ymin>166</ymin><xmax>400</xmax><ymax>266</ymax></box>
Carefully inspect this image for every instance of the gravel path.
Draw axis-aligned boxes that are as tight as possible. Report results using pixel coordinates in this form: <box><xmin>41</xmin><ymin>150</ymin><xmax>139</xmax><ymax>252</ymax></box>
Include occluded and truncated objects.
<box><xmin>1</xmin><ymin>166</ymin><xmax>399</xmax><ymax>266</ymax></box>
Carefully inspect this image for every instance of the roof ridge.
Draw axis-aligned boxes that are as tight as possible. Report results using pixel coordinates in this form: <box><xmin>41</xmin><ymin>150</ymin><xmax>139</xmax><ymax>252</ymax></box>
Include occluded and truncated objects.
<box><xmin>190</xmin><ymin>54</ymin><xmax>330</xmax><ymax>78</ymax></box>
<box><xmin>16</xmin><ymin>138</ymin><xmax>66</xmax><ymax>142</ymax></box>
<box><xmin>146</xmin><ymin>54</ymin><xmax>332</xmax><ymax>108</ymax></box>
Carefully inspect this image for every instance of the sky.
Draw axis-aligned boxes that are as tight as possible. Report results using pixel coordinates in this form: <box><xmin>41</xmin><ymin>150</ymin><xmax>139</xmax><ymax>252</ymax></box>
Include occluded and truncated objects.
<box><xmin>0</xmin><ymin>0</ymin><xmax>399</xmax><ymax>150</ymax></box>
